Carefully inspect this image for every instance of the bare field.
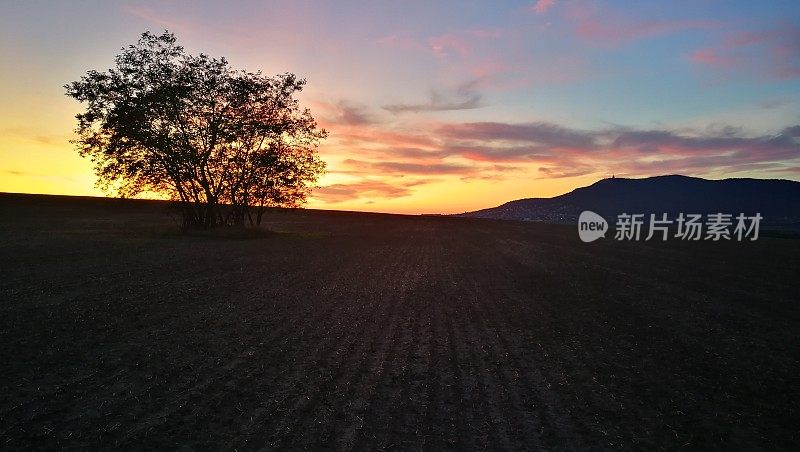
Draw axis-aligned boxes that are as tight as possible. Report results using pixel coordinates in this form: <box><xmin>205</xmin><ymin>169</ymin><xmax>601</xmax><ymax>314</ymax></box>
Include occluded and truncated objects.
<box><xmin>0</xmin><ymin>194</ymin><xmax>798</xmax><ymax>450</ymax></box>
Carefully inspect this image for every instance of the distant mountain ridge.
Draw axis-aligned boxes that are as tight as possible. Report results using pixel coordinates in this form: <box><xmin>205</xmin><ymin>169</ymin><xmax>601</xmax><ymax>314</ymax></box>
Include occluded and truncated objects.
<box><xmin>458</xmin><ymin>175</ymin><xmax>800</xmax><ymax>230</ymax></box>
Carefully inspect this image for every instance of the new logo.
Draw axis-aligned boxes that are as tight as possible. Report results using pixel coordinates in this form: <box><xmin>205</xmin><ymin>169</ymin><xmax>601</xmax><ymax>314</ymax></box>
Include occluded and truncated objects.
<box><xmin>578</xmin><ymin>211</ymin><xmax>608</xmax><ymax>242</ymax></box>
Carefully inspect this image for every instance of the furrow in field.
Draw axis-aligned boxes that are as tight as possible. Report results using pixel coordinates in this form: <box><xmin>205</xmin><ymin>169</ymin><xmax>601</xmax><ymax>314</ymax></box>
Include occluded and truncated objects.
<box><xmin>244</xmin><ymin>234</ymin><xmax>418</xmax><ymax>449</ymax></box>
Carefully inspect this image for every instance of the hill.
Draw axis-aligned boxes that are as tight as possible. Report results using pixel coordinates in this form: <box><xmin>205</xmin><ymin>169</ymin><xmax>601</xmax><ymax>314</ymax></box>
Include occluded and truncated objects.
<box><xmin>459</xmin><ymin>175</ymin><xmax>800</xmax><ymax>229</ymax></box>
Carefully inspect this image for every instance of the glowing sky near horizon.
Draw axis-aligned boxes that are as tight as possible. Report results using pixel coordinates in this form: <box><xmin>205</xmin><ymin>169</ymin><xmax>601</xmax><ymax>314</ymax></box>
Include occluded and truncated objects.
<box><xmin>1</xmin><ymin>0</ymin><xmax>799</xmax><ymax>214</ymax></box>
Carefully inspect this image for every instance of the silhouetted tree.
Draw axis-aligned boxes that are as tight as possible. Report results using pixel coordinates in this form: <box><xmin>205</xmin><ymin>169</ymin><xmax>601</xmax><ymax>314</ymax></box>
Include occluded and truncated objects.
<box><xmin>65</xmin><ymin>31</ymin><xmax>326</xmax><ymax>228</ymax></box>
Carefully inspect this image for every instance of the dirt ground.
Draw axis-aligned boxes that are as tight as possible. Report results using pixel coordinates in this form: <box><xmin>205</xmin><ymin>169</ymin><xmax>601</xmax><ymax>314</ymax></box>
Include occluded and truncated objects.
<box><xmin>0</xmin><ymin>194</ymin><xmax>798</xmax><ymax>450</ymax></box>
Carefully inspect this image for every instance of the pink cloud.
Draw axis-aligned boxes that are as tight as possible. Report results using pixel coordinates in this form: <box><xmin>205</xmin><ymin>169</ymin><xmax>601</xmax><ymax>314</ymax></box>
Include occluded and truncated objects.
<box><xmin>427</xmin><ymin>28</ymin><xmax>504</xmax><ymax>59</ymax></box>
<box><xmin>689</xmin><ymin>49</ymin><xmax>734</xmax><ymax>67</ymax></box>
<box><xmin>434</xmin><ymin>121</ymin><xmax>800</xmax><ymax>178</ymax></box>
<box><xmin>691</xmin><ymin>24</ymin><xmax>800</xmax><ymax>80</ymax></box>
<box><xmin>429</xmin><ymin>34</ymin><xmax>471</xmax><ymax>58</ymax></box>
<box><xmin>332</xmin><ymin>126</ymin><xmax>439</xmax><ymax>149</ymax></box>
<box><xmin>566</xmin><ymin>4</ymin><xmax>717</xmax><ymax>45</ymax></box>
<box><xmin>310</xmin><ymin>100</ymin><xmax>377</xmax><ymax>127</ymax></box>
<box><xmin>469</xmin><ymin>59</ymin><xmax>514</xmax><ymax>81</ymax></box>
<box><xmin>322</xmin><ymin>114</ymin><xmax>800</xmax><ymax>189</ymax></box>
<box><xmin>376</xmin><ymin>28</ymin><xmax>501</xmax><ymax>58</ymax></box>
<box><xmin>530</xmin><ymin>0</ymin><xmax>555</xmax><ymax>15</ymax></box>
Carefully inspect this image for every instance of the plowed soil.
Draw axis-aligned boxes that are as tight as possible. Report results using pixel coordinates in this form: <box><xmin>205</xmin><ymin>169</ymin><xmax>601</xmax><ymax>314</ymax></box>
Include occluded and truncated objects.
<box><xmin>1</xmin><ymin>194</ymin><xmax>798</xmax><ymax>450</ymax></box>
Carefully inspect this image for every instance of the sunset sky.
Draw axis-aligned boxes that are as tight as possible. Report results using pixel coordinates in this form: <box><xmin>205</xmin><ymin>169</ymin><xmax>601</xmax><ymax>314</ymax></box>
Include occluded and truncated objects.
<box><xmin>1</xmin><ymin>0</ymin><xmax>799</xmax><ymax>214</ymax></box>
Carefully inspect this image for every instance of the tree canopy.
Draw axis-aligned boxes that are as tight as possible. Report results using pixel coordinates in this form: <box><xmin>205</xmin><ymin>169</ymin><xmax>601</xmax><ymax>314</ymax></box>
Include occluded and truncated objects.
<box><xmin>65</xmin><ymin>31</ymin><xmax>327</xmax><ymax>228</ymax></box>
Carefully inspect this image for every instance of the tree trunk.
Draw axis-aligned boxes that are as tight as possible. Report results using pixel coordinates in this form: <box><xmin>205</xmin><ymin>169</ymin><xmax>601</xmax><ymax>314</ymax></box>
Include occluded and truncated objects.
<box><xmin>203</xmin><ymin>200</ymin><xmax>217</xmax><ymax>228</ymax></box>
<box><xmin>256</xmin><ymin>205</ymin><xmax>266</xmax><ymax>227</ymax></box>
